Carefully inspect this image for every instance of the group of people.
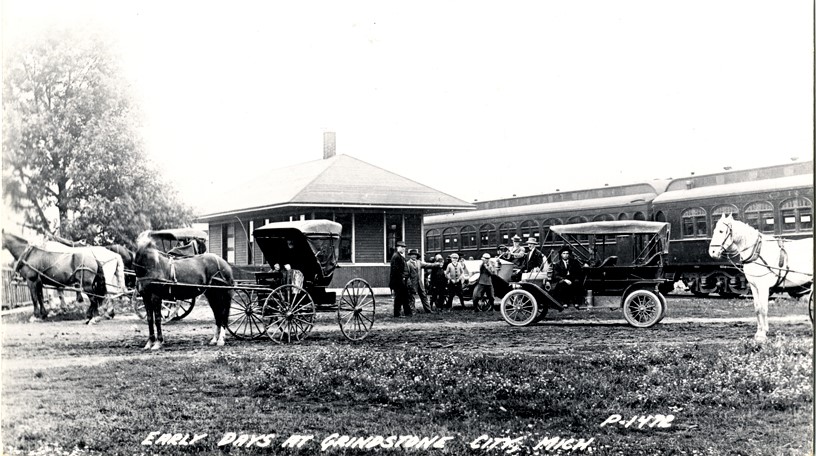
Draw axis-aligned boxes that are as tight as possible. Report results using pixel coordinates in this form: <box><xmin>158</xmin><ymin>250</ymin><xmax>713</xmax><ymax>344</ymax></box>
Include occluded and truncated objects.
<box><xmin>390</xmin><ymin>235</ymin><xmax>587</xmax><ymax>317</ymax></box>
<box><xmin>389</xmin><ymin>241</ymin><xmax>502</xmax><ymax>317</ymax></box>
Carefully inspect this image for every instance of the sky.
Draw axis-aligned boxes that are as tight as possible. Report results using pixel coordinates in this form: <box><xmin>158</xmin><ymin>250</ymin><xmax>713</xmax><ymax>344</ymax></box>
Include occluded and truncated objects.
<box><xmin>2</xmin><ymin>0</ymin><xmax>813</xmax><ymax>216</ymax></box>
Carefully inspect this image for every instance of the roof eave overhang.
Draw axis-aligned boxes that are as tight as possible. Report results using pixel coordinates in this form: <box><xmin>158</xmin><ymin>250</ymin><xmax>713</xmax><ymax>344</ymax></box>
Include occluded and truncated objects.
<box><xmin>196</xmin><ymin>202</ymin><xmax>475</xmax><ymax>223</ymax></box>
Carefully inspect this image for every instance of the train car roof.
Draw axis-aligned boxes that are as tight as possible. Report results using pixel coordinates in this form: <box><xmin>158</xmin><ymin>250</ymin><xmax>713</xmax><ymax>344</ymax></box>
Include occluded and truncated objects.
<box><xmin>425</xmin><ymin>192</ymin><xmax>656</xmax><ymax>225</ymax></box>
<box><xmin>652</xmin><ymin>174</ymin><xmax>813</xmax><ymax>204</ymax></box>
<box><xmin>551</xmin><ymin>220</ymin><xmax>669</xmax><ymax>235</ymax></box>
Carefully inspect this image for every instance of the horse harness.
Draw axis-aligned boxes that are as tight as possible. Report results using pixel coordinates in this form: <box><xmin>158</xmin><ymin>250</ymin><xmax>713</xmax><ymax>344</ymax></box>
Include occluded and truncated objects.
<box><xmin>13</xmin><ymin>244</ymin><xmax>99</xmax><ymax>284</ymax></box>
<box><xmin>721</xmin><ymin>223</ymin><xmax>796</xmax><ymax>288</ymax></box>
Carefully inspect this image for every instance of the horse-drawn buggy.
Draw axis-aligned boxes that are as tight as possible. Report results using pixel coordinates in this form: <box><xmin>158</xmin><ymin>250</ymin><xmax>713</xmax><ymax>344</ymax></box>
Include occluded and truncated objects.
<box><xmin>498</xmin><ymin>220</ymin><xmax>672</xmax><ymax>328</ymax></box>
<box><xmin>130</xmin><ymin>228</ymin><xmax>208</xmax><ymax>323</ymax></box>
<box><xmin>226</xmin><ymin>220</ymin><xmax>376</xmax><ymax>342</ymax></box>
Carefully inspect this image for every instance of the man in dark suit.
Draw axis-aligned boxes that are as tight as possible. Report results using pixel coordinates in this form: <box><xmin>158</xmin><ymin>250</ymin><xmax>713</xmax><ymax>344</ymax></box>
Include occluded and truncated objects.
<box><xmin>551</xmin><ymin>246</ymin><xmax>584</xmax><ymax>308</ymax></box>
<box><xmin>389</xmin><ymin>241</ymin><xmax>412</xmax><ymax>317</ymax></box>
<box><xmin>521</xmin><ymin>238</ymin><xmax>544</xmax><ymax>273</ymax></box>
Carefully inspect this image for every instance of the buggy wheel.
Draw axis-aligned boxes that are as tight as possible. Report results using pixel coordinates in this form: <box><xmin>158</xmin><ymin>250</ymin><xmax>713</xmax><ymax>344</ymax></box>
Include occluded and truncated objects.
<box><xmin>808</xmin><ymin>291</ymin><xmax>813</xmax><ymax>324</ymax></box>
<box><xmin>474</xmin><ymin>294</ymin><xmax>494</xmax><ymax>312</ymax></box>
<box><xmin>262</xmin><ymin>285</ymin><xmax>315</xmax><ymax>343</ymax></box>
<box><xmin>131</xmin><ymin>289</ymin><xmax>146</xmax><ymax>320</ymax></box>
<box><xmin>622</xmin><ymin>289</ymin><xmax>664</xmax><ymax>328</ymax></box>
<box><xmin>227</xmin><ymin>289</ymin><xmax>267</xmax><ymax>339</ymax></box>
<box><xmin>500</xmin><ymin>289</ymin><xmax>538</xmax><ymax>327</ymax></box>
<box><xmin>337</xmin><ymin>278</ymin><xmax>376</xmax><ymax>341</ymax></box>
<box><xmin>167</xmin><ymin>298</ymin><xmax>195</xmax><ymax>322</ymax></box>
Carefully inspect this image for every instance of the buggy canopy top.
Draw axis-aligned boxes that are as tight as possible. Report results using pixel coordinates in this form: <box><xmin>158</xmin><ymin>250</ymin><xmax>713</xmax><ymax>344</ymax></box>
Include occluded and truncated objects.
<box><xmin>253</xmin><ymin>220</ymin><xmax>342</xmax><ymax>287</ymax></box>
<box><xmin>147</xmin><ymin>228</ymin><xmax>208</xmax><ymax>256</ymax></box>
<box><xmin>148</xmin><ymin>228</ymin><xmax>208</xmax><ymax>241</ymax></box>
<box><xmin>550</xmin><ymin>220</ymin><xmax>669</xmax><ymax>236</ymax></box>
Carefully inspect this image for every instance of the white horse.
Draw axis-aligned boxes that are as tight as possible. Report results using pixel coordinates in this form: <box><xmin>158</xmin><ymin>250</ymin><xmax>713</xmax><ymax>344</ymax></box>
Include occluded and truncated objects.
<box><xmin>708</xmin><ymin>214</ymin><xmax>813</xmax><ymax>342</ymax></box>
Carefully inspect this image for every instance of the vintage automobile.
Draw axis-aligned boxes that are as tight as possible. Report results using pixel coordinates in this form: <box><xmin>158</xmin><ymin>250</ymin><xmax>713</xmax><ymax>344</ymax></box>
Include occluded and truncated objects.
<box><xmin>500</xmin><ymin>220</ymin><xmax>672</xmax><ymax>328</ymax></box>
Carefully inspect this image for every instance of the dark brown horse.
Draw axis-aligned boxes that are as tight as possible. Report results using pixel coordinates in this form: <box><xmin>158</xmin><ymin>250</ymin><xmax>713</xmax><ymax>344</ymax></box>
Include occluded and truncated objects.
<box><xmin>104</xmin><ymin>244</ymin><xmax>136</xmax><ymax>289</ymax></box>
<box><xmin>133</xmin><ymin>231</ymin><xmax>234</xmax><ymax>350</ymax></box>
<box><xmin>2</xmin><ymin>231</ymin><xmax>107</xmax><ymax>322</ymax></box>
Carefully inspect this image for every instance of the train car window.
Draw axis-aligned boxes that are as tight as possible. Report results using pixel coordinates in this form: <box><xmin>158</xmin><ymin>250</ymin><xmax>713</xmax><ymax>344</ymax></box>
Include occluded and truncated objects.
<box><xmin>681</xmin><ymin>207</ymin><xmax>707</xmax><ymax>238</ymax></box>
<box><xmin>593</xmin><ymin>214</ymin><xmax>614</xmax><ymax>222</ymax></box>
<box><xmin>617</xmin><ymin>213</ymin><xmax>629</xmax><ymax>220</ymax></box>
<box><xmin>780</xmin><ymin>197</ymin><xmax>813</xmax><ymax>232</ymax></box>
<box><xmin>479</xmin><ymin>224</ymin><xmax>497</xmax><ymax>249</ymax></box>
<box><xmin>519</xmin><ymin>220</ymin><xmax>540</xmax><ymax>243</ymax></box>
<box><xmin>654</xmin><ymin>211</ymin><xmax>666</xmax><ymax>223</ymax></box>
<box><xmin>498</xmin><ymin>222</ymin><xmax>517</xmax><ymax>245</ymax></box>
<box><xmin>633</xmin><ymin>212</ymin><xmax>646</xmax><ymax>221</ymax></box>
<box><xmin>442</xmin><ymin>227</ymin><xmax>459</xmax><ymax>251</ymax></box>
<box><xmin>744</xmin><ymin>202</ymin><xmax>775</xmax><ymax>234</ymax></box>
<box><xmin>711</xmin><ymin>205</ymin><xmax>740</xmax><ymax>229</ymax></box>
<box><xmin>425</xmin><ymin>229</ymin><xmax>441</xmax><ymax>252</ymax></box>
<box><xmin>460</xmin><ymin>225</ymin><xmax>478</xmax><ymax>250</ymax></box>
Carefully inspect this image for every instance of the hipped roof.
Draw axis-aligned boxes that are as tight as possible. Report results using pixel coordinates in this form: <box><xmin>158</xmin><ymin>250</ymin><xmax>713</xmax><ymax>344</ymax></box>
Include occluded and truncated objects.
<box><xmin>197</xmin><ymin>154</ymin><xmax>474</xmax><ymax>221</ymax></box>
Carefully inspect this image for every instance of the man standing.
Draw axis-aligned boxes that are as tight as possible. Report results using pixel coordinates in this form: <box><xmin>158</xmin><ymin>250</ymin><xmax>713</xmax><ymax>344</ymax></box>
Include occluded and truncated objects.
<box><xmin>406</xmin><ymin>248</ymin><xmax>434</xmax><ymax>313</ymax></box>
<box><xmin>445</xmin><ymin>253</ymin><xmax>467</xmax><ymax>309</ymax></box>
<box><xmin>552</xmin><ymin>246</ymin><xmax>584</xmax><ymax>308</ymax></box>
<box><xmin>389</xmin><ymin>241</ymin><xmax>412</xmax><ymax>317</ymax></box>
<box><xmin>473</xmin><ymin>253</ymin><xmax>497</xmax><ymax>312</ymax></box>
<box><xmin>521</xmin><ymin>238</ymin><xmax>544</xmax><ymax>273</ymax></box>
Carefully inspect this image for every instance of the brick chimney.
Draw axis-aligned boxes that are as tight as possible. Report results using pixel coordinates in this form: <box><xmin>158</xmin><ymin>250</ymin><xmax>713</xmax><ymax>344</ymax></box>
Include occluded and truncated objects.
<box><xmin>323</xmin><ymin>132</ymin><xmax>336</xmax><ymax>159</ymax></box>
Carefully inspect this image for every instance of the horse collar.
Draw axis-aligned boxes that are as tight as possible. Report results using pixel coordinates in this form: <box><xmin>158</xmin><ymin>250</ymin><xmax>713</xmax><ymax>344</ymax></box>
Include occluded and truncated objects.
<box><xmin>741</xmin><ymin>236</ymin><xmax>762</xmax><ymax>264</ymax></box>
<box><xmin>12</xmin><ymin>245</ymin><xmax>35</xmax><ymax>273</ymax></box>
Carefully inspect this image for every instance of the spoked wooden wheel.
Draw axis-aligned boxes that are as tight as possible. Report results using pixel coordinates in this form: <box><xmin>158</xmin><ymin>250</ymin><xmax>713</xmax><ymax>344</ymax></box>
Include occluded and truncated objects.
<box><xmin>808</xmin><ymin>291</ymin><xmax>813</xmax><ymax>324</ymax></box>
<box><xmin>262</xmin><ymin>285</ymin><xmax>316</xmax><ymax>343</ymax></box>
<box><xmin>474</xmin><ymin>295</ymin><xmax>494</xmax><ymax>312</ymax></box>
<box><xmin>622</xmin><ymin>289</ymin><xmax>664</xmax><ymax>328</ymax></box>
<box><xmin>500</xmin><ymin>289</ymin><xmax>539</xmax><ymax>326</ymax></box>
<box><xmin>166</xmin><ymin>298</ymin><xmax>195</xmax><ymax>322</ymax></box>
<box><xmin>131</xmin><ymin>290</ymin><xmax>193</xmax><ymax>324</ymax></box>
<box><xmin>132</xmin><ymin>289</ymin><xmax>146</xmax><ymax>320</ymax></box>
<box><xmin>337</xmin><ymin>278</ymin><xmax>376</xmax><ymax>341</ymax></box>
<box><xmin>227</xmin><ymin>289</ymin><xmax>267</xmax><ymax>339</ymax></box>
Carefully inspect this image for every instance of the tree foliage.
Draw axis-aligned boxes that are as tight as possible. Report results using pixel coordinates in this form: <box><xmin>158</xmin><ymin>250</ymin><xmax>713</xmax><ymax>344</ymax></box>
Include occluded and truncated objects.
<box><xmin>3</xmin><ymin>28</ymin><xmax>194</xmax><ymax>247</ymax></box>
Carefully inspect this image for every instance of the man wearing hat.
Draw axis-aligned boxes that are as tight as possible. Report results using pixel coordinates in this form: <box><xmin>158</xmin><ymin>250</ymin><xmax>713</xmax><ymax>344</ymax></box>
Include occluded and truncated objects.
<box><xmin>552</xmin><ymin>246</ymin><xmax>584</xmax><ymax>308</ymax></box>
<box><xmin>389</xmin><ymin>241</ymin><xmax>412</xmax><ymax>317</ymax></box>
<box><xmin>507</xmin><ymin>235</ymin><xmax>526</xmax><ymax>268</ymax></box>
<box><xmin>497</xmin><ymin>244</ymin><xmax>511</xmax><ymax>262</ymax></box>
<box><xmin>444</xmin><ymin>253</ymin><xmax>468</xmax><ymax>310</ymax></box>
<box><xmin>521</xmin><ymin>237</ymin><xmax>544</xmax><ymax>273</ymax></box>
<box><xmin>473</xmin><ymin>253</ymin><xmax>497</xmax><ymax>312</ymax></box>
<box><xmin>406</xmin><ymin>248</ymin><xmax>435</xmax><ymax>313</ymax></box>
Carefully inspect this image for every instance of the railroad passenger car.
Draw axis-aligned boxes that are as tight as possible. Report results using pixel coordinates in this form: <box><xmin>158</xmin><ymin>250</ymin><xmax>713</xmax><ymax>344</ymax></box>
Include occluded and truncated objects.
<box><xmin>653</xmin><ymin>161</ymin><xmax>813</xmax><ymax>296</ymax></box>
<box><xmin>424</xmin><ymin>182</ymin><xmax>667</xmax><ymax>261</ymax></box>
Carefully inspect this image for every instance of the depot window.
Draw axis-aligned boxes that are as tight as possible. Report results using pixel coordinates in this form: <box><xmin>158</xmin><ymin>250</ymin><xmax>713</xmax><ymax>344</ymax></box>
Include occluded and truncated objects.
<box><xmin>335</xmin><ymin>213</ymin><xmax>353</xmax><ymax>262</ymax></box>
<box><xmin>780</xmin><ymin>197</ymin><xmax>813</xmax><ymax>232</ymax></box>
<box><xmin>681</xmin><ymin>208</ymin><xmax>707</xmax><ymax>238</ymax></box>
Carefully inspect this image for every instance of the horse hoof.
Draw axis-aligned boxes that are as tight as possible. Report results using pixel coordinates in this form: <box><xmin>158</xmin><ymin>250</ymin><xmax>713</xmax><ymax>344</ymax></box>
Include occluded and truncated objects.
<box><xmin>151</xmin><ymin>341</ymin><xmax>163</xmax><ymax>350</ymax></box>
<box><xmin>217</xmin><ymin>339</ymin><xmax>225</xmax><ymax>347</ymax></box>
<box><xmin>143</xmin><ymin>341</ymin><xmax>153</xmax><ymax>350</ymax></box>
<box><xmin>208</xmin><ymin>339</ymin><xmax>217</xmax><ymax>346</ymax></box>
<box><xmin>29</xmin><ymin>316</ymin><xmax>43</xmax><ymax>323</ymax></box>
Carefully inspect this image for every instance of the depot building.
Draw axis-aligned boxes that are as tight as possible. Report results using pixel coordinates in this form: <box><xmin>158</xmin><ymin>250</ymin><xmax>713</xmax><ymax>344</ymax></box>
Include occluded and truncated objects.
<box><xmin>196</xmin><ymin>133</ymin><xmax>473</xmax><ymax>289</ymax></box>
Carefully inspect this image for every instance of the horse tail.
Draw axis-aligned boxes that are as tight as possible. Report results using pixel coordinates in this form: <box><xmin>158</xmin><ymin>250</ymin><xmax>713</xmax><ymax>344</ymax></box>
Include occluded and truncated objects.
<box><xmin>93</xmin><ymin>259</ymin><xmax>107</xmax><ymax>298</ymax></box>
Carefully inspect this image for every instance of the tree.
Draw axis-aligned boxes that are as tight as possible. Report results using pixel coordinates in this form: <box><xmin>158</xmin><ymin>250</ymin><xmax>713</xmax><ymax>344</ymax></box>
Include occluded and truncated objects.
<box><xmin>3</xmin><ymin>27</ymin><xmax>194</xmax><ymax>246</ymax></box>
